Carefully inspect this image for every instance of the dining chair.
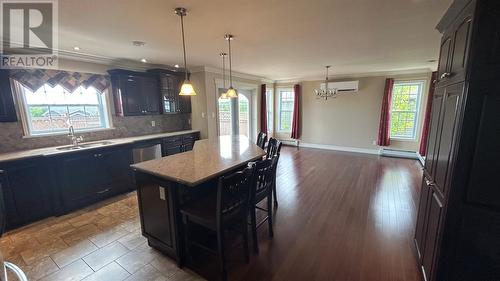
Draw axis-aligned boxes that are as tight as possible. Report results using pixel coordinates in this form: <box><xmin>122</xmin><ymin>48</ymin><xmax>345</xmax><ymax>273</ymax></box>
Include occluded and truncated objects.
<box><xmin>256</xmin><ymin>132</ymin><xmax>267</xmax><ymax>149</ymax></box>
<box><xmin>180</xmin><ymin>166</ymin><xmax>255</xmax><ymax>281</ymax></box>
<box><xmin>249</xmin><ymin>158</ymin><xmax>276</xmax><ymax>253</ymax></box>
<box><xmin>266</xmin><ymin>138</ymin><xmax>282</xmax><ymax>209</ymax></box>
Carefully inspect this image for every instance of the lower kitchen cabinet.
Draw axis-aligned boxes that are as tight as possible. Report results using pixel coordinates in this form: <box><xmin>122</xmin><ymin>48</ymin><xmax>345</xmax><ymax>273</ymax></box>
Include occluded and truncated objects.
<box><xmin>0</xmin><ymin>158</ymin><xmax>53</xmax><ymax>229</ymax></box>
<box><xmin>162</xmin><ymin>132</ymin><xmax>199</xmax><ymax>156</ymax></box>
<box><xmin>56</xmin><ymin>146</ymin><xmax>134</xmax><ymax>212</ymax></box>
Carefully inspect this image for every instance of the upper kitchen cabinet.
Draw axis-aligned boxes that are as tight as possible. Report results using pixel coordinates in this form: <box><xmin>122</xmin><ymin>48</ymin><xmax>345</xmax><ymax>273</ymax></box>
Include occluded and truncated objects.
<box><xmin>0</xmin><ymin>70</ymin><xmax>17</xmax><ymax>122</ymax></box>
<box><xmin>147</xmin><ymin>69</ymin><xmax>192</xmax><ymax>114</ymax></box>
<box><xmin>435</xmin><ymin>1</ymin><xmax>474</xmax><ymax>86</ymax></box>
<box><xmin>108</xmin><ymin>69</ymin><xmax>161</xmax><ymax>116</ymax></box>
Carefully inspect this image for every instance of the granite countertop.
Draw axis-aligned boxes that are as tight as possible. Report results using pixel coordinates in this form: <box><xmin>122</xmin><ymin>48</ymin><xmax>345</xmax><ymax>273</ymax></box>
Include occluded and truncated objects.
<box><xmin>0</xmin><ymin>130</ymin><xmax>200</xmax><ymax>163</ymax></box>
<box><xmin>131</xmin><ymin>135</ymin><xmax>266</xmax><ymax>187</ymax></box>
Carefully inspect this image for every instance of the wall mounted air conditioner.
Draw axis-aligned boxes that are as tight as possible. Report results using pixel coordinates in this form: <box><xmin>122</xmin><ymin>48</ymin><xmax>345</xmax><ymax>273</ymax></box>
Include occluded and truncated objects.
<box><xmin>320</xmin><ymin>80</ymin><xmax>359</xmax><ymax>93</ymax></box>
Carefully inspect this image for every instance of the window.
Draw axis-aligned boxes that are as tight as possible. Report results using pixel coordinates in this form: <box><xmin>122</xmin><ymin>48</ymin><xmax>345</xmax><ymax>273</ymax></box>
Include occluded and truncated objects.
<box><xmin>390</xmin><ymin>81</ymin><xmax>424</xmax><ymax>140</ymax></box>
<box><xmin>266</xmin><ymin>89</ymin><xmax>273</xmax><ymax>133</ymax></box>
<box><xmin>278</xmin><ymin>88</ymin><xmax>294</xmax><ymax>132</ymax></box>
<box><xmin>17</xmin><ymin>83</ymin><xmax>111</xmax><ymax>136</ymax></box>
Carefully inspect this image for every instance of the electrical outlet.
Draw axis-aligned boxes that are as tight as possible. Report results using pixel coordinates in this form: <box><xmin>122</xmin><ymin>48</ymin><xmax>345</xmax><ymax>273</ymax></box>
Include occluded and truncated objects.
<box><xmin>188</xmin><ymin>119</ymin><xmax>191</xmax><ymax>125</ymax></box>
<box><xmin>202</xmin><ymin>112</ymin><xmax>206</xmax><ymax>118</ymax></box>
<box><xmin>151</xmin><ymin>121</ymin><xmax>156</xmax><ymax>127</ymax></box>
<box><xmin>372</xmin><ymin>140</ymin><xmax>377</xmax><ymax>145</ymax></box>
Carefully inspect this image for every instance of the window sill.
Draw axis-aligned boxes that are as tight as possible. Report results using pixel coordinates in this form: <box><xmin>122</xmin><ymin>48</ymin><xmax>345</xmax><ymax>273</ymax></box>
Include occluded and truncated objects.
<box><xmin>22</xmin><ymin>127</ymin><xmax>116</xmax><ymax>139</ymax></box>
<box><xmin>390</xmin><ymin>137</ymin><xmax>417</xmax><ymax>142</ymax></box>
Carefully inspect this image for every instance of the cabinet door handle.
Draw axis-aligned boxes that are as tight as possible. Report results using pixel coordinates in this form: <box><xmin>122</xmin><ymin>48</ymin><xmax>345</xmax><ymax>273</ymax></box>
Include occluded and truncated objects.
<box><xmin>97</xmin><ymin>188</ymin><xmax>111</xmax><ymax>194</ymax></box>
<box><xmin>425</xmin><ymin>177</ymin><xmax>435</xmax><ymax>187</ymax></box>
<box><xmin>440</xmin><ymin>72</ymin><xmax>452</xmax><ymax>79</ymax></box>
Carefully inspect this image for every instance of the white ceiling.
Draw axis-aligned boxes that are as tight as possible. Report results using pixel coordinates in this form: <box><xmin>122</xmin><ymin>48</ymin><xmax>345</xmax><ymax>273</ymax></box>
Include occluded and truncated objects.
<box><xmin>58</xmin><ymin>0</ymin><xmax>453</xmax><ymax>81</ymax></box>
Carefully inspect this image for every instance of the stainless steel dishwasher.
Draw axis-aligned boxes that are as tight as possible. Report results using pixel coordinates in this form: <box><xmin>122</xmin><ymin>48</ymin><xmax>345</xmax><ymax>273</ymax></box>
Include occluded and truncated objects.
<box><xmin>133</xmin><ymin>142</ymin><xmax>162</xmax><ymax>163</ymax></box>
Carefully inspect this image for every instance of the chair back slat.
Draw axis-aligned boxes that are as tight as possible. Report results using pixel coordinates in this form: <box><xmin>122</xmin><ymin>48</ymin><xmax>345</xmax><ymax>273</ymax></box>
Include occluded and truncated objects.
<box><xmin>266</xmin><ymin>138</ymin><xmax>282</xmax><ymax>159</ymax></box>
<box><xmin>217</xmin><ymin>166</ymin><xmax>254</xmax><ymax>219</ymax></box>
<box><xmin>253</xmin><ymin>159</ymin><xmax>275</xmax><ymax>198</ymax></box>
<box><xmin>257</xmin><ymin>132</ymin><xmax>267</xmax><ymax>149</ymax></box>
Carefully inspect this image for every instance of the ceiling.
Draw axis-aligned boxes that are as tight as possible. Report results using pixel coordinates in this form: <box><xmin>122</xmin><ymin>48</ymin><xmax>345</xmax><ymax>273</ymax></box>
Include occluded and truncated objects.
<box><xmin>58</xmin><ymin>0</ymin><xmax>453</xmax><ymax>81</ymax></box>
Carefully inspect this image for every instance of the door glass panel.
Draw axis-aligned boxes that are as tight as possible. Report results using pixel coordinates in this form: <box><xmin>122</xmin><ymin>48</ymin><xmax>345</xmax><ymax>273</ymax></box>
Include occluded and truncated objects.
<box><xmin>238</xmin><ymin>94</ymin><xmax>250</xmax><ymax>137</ymax></box>
<box><xmin>218</xmin><ymin>88</ymin><xmax>231</xmax><ymax>136</ymax></box>
<box><xmin>217</xmin><ymin>88</ymin><xmax>253</xmax><ymax>139</ymax></box>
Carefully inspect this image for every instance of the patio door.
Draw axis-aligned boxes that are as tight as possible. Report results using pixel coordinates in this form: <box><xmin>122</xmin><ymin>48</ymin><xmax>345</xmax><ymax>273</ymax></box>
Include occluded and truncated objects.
<box><xmin>217</xmin><ymin>88</ymin><xmax>252</xmax><ymax>138</ymax></box>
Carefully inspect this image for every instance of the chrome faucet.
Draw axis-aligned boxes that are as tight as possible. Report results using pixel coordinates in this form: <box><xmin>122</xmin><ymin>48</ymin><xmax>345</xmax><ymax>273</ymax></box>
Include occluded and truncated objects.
<box><xmin>68</xmin><ymin>125</ymin><xmax>83</xmax><ymax>146</ymax></box>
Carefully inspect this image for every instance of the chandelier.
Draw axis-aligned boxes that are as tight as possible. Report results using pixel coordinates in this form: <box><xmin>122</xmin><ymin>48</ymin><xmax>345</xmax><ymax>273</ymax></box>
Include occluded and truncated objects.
<box><xmin>314</xmin><ymin>66</ymin><xmax>336</xmax><ymax>100</ymax></box>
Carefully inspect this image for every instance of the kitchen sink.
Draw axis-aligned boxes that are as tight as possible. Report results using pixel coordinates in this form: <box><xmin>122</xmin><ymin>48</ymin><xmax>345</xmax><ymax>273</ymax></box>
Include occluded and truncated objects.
<box><xmin>56</xmin><ymin>141</ymin><xmax>114</xmax><ymax>151</ymax></box>
<box><xmin>79</xmin><ymin>141</ymin><xmax>114</xmax><ymax>148</ymax></box>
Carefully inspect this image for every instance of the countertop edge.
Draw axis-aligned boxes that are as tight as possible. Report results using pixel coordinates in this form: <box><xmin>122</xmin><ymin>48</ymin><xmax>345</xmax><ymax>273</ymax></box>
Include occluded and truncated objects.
<box><xmin>131</xmin><ymin>152</ymin><xmax>266</xmax><ymax>187</ymax></box>
<box><xmin>0</xmin><ymin>130</ymin><xmax>200</xmax><ymax>164</ymax></box>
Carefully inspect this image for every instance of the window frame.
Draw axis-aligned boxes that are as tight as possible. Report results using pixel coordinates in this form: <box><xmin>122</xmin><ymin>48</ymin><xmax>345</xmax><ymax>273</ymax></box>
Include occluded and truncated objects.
<box><xmin>389</xmin><ymin>80</ymin><xmax>426</xmax><ymax>141</ymax></box>
<box><xmin>265</xmin><ymin>88</ymin><xmax>273</xmax><ymax>134</ymax></box>
<box><xmin>277</xmin><ymin>87</ymin><xmax>294</xmax><ymax>133</ymax></box>
<box><xmin>14</xmin><ymin>81</ymin><xmax>114</xmax><ymax>137</ymax></box>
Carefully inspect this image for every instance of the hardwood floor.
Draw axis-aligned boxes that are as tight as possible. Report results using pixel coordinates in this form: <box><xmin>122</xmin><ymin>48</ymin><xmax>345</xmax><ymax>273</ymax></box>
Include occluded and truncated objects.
<box><xmin>193</xmin><ymin>146</ymin><xmax>423</xmax><ymax>281</ymax></box>
<box><xmin>0</xmin><ymin>146</ymin><xmax>423</xmax><ymax>281</ymax></box>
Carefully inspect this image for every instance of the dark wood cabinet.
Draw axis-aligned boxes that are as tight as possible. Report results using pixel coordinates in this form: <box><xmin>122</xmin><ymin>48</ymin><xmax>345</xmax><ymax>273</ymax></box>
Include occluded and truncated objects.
<box><xmin>0</xmin><ymin>171</ymin><xmax>6</xmax><ymax>234</ymax></box>
<box><xmin>415</xmin><ymin>1</ymin><xmax>500</xmax><ymax>280</ymax></box>
<box><xmin>436</xmin><ymin>1</ymin><xmax>474</xmax><ymax>86</ymax></box>
<box><xmin>0</xmin><ymin>158</ymin><xmax>52</xmax><ymax>228</ymax></box>
<box><xmin>135</xmin><ymin>173</ymin><xmax>179</xmax><ymax>259</ymax></box>
<box><xmin>109</xmin><ymin>69</ymin><xmax>160</xmax><ymax>116</ymax></box>
<box><xmin>161</xmin><ymin>133</ymin><xmax>199</xmax><ymax>156</ymax></box>
<box><xmin>0</xmin><ymin>70</ymin><xmax>17</xmax><ymax>122</ymax></box>
<box><xmin>57</xmin><ymin>147</ymin><xmax>133</xmax><ymax>211</ymax></box>
<box><xmin>147</xmin><ymin>69</ymin><xmax>192</xmax><ymax>114</ymax></box>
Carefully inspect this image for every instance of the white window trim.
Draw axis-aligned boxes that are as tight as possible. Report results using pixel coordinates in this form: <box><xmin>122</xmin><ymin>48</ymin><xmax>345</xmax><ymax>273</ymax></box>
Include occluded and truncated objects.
<box><xmin>13</xmin><ymin>80</ymin><xmax>114</xmax><ymax>138</ymax></box>
<box><xmin>390</xmin><ymin>80</ymin><xmax>426</xmax><ymax>141</ymax></box>
<box><xmin>266</xmin><ymin>89</ymin><xmax>274</xmax><ymax>135</ymax></box>
<box><xmin>277</xmin><ymin>87</ymin><xmax>294</xmax><ymax>133</ymax></box>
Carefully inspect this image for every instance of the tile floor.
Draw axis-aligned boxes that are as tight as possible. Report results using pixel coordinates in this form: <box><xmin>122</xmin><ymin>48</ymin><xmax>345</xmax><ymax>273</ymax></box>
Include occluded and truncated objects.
<box><xmin>0</xmin><ymin>192</ymin><xmax>205</xmax><ymax>281</ymax></box>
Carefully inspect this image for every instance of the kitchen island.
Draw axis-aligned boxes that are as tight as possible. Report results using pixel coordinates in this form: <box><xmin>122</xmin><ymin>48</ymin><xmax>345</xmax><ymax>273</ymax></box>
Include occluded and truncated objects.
<box><xmin>131</xmin><ymin>135</ymin><xmax>266</xmax><ymax>264</ymax></box>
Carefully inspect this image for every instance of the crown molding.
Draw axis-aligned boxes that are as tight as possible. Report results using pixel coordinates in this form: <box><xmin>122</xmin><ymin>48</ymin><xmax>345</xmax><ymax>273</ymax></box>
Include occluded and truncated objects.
<box><xmin>191</xmin><ymin>66</ymin><xmax>273</xmax><ymax>84</ymax></box>
<box><xmin>274</xmin><ymin>68</ymin><xmax>434</xmax><ymax>84</ymax></box>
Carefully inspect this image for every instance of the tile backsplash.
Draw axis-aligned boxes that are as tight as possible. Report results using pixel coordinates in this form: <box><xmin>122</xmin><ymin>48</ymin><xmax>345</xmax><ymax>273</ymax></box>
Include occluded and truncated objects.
<box><xmin>0</xmin><ymin>114</ymin><xmax>191</xmax><ymax>153</ymax></box>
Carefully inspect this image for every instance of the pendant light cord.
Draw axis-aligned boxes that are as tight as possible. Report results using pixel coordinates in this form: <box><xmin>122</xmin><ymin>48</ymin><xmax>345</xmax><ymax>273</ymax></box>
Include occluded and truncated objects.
<box><xmin>228</xmin><ymin>38</ymin><xmax>233</xmax><ymax>87</ymax></box>
<box><xmin>180</xmin><ymin>14</ymin><xmax>188</xmax><ymax>80</ymax></box>
<box><xmin>221</xmin><ymin>54</ymin><xmax>226</xmax><ymax>88</ymax></box>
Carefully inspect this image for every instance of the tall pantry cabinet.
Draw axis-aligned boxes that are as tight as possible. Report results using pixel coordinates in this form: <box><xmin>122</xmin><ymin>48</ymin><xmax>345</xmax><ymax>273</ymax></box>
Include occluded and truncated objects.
<box><xmin>414</xmin><ymin>0</ymin><xmax>500</xmax><ymax>280</ymax></box>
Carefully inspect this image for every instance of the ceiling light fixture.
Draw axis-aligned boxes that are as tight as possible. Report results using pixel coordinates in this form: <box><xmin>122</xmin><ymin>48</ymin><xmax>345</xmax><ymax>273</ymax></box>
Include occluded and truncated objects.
<box><xmin>175</xmin><ymin>7</ymin><xmax>196</xmax><ymax>96</ymax></box>
<box><xmin>140</xmin><ymin>58</ymin><xmax>147</xmax><ymax>63</ymax></box>
<box><xmin>219</xmin><ymin>52</ymin><xmax>228</xmax><ymax>99</ymax></box>
<box><xmin>73</xmin><ymin>46</ymin><xmax>80</xmax><ymax>51</ymax></box>
<box><xmin>174</xmin><ymin>64</ymin><xmax>180</xmax><ymax>68</ymax></box>
<box><xmin>224</xmin><ymin>34</ymin><xmax>237</xmax><ymax>98</ymax></box>
<box><xmin>314</xmin><ymin>66</ymin><xmax>336</xmax><ymax>100</ymax></box>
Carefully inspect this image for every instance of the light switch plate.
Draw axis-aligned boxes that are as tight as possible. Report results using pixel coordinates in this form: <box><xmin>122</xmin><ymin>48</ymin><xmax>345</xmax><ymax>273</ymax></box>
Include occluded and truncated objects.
<box><xmin>151</xmin><ymin>121</ymin><xmax>156</xmax><ymax>127</ymax></box>
<box><xmin>159</xmin><ymin>186</ymin><xmax>166</xmax><ymax>200</ymax></box>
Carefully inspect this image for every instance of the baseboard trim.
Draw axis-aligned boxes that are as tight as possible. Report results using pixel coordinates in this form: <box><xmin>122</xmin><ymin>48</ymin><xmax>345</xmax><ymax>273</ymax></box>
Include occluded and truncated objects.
<box><xmin>417</xmin><ymin>153</ymin><xmax>425</xmax><ymax>166</ymax></box>
<box><xmin>380</xmin><ymin>148</ymin><xmax>419</xmax><ymax>160</ymax></box>
<box><xmin>298</xmin><ymin>142</ymin><xmax>380</xmax><ymax>155</ymax></box>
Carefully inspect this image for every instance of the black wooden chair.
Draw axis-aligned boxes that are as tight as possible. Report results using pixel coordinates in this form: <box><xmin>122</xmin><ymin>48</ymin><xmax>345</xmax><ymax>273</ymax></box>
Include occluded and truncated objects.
<box><xmin>266</xmin><ymin>138</ymin><xmax>282</xmax><ymax>209</ymax></box>
<box><xmin>249</xmin><ymin>158</ymin><xmax>276</xmax><ymax>253</ymax></box>
<box><xmin>180</xmin><ymin>166</ymin><xmax>255</xmax><ymax>281</ymax></box>
<box><xmin>256</xmin><ymin>132</ymin><xmax>267</xmax><ymax>149</ymax></box>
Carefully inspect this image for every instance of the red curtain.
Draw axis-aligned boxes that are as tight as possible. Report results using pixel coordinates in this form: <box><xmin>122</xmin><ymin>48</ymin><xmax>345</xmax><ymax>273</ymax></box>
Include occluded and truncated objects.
<box><xmin>260</xmin><ymin>84</ymin><xmax>267</xmax><ymax>134</ymax></box>
<box><xmin>377</xmin><ymin>78</ymin><xmax>394</xmax><ymax>146</ymax></box>
<box><xmin>291</xmin><ymin>84</ymin><xmax>301</xmax><ymax>139</ymax></box>
<box><xmin>419</xmin><ymin>72</ymin><xmax>438</xmax><ymax>156</ymax></box>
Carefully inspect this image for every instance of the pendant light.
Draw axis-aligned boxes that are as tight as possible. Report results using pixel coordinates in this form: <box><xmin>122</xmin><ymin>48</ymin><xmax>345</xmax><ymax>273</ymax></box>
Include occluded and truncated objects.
<box><xmin>220</xmin><ymin>52</ymin><xmax>228</xmax><ymax>99</ymax></box>
<box><xmin>175</xmin><ymin>7</ymin><xmax>196</xmax><ymax>96</ymax></box>
<box><xmin>224</xmin><ymin>34</ymin><xmax>238</xmax><ymax>98</ymax></box>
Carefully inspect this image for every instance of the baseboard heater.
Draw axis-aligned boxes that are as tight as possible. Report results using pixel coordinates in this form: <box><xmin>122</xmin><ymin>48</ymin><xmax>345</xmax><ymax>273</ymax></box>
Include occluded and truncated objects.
<box><xmin>380</xmin><ymin>148</ymin><xmax>419</xmax><ymax>160</ymax></box>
